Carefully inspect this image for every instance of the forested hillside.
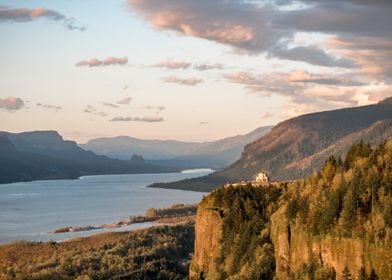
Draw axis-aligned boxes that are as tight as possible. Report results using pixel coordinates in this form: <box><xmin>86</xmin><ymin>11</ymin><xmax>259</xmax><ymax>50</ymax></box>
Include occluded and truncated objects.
<box><xmin>152</xmin><ymin>100</ymin><xmax>392</xmax><ymax>192</ymax></box>
<box><xmin>190</xmin><ymin>140</ymin><xmax>392</xmax><ymax>279</ymax></box>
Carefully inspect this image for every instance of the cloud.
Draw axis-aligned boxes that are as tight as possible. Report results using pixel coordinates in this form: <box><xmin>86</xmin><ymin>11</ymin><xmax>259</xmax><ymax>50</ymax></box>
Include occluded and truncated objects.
<box><xmin>152</xmin><ymin>60</ymin><xmax>191</xmax><ymax>69</ymax></box>
<box><xmin>110</xmin><ymin>116</ymin><xmax>164</xmax><ymax>122</ymax></box>
<box><xmin>145</xmin><ymin>105</ymin><xmax>166</xmax><ymax>111</ymax></box>
<box><xmin>329</xmin><ymin>36</ymin><xmax>392</xmax><ymax>80</ymax></box>
<box><xmin>225</xmin><ymin>70</ymin><xmax>365</xmax><ymax>98</ymax></box>
<box><xmin>0</xmin><ymin>96</ymin><xmax>24</xmax><ymax>111</ymax></box>
<box><xmin>260</xmin><ymin>112</ymin><xmax>273</xmax><ymax>119</ymax></box>
<box><xmin>116</xmin><ymin>97</ymin><xmax>133</xmax><ymax>105</ymax></box>
<box><xmin>127</xmin><ymin>0</ymin><xmax>288</xmax><ymax>53</ymax></box>
<box><xmin>36</xmin><ymin>103</ymin><xmax>61</xmax><ymax>111</ymax></box>
<box><xmin>83</xmin><ymin>105</ymin><xmax>107</xmax><ymax>117</ymax></box>
<box><xmin>76</xmin><ymin>57</ymin><xmax>128</xmax><ymax>67</ymax></box>
<box><xmin>127</xmin><ymin>0</ymin><xmax>392</xmax><ymax>75</ymax></box>
<box><xmin>110</xmin><ymin>116</ymin><xmax>132</xmax><ymax>122</ymax></box>
<box><xmin>287</xmin><ymin>70</ymin><xmax>365</xmax><ymax>86</ymax></box>
<box><xmin>199</xmin><ymin>121</ymin><xmax>209</xmax><ymax>125</ymax></box>
<box><xmin>194</xmin><ymin>63</ymin><xmax>225</xmax><ymax>71</ymax></box>
<box><xmin>163</xmin><ymin>76</ymin><xmax>203</xmax><ymax>86</ymax></box>
<box><xmin>270</xmin><ymin>45</ymin><xmax>356</xmax><ymax>68</ymax></box>
<box><xmin>0</xmin><ymin>6</ymin><xmax>86</xmax><ymax>31</ymax></box>
<box><xmin>101</xmin><ymin>102</ymin><xmax>119</xmax><ymax>108</ymax></box>
<box><xmin>363</xmin><ymin>85</ymin><xmax>392</xmax><ymax>103</ymax></box>
<box><xmin>224</xmin><ymin>70</ymin><xmax>361</xmax><ymax>112</ymax></box>
<box><xmin>104</xmin><ymin>57</ymin><xmax>128</xmax><ymax>66</ymax></box>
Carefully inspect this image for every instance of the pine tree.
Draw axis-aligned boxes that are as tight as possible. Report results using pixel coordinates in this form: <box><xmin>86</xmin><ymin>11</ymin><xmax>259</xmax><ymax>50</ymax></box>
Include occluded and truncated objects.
<box><xmin>341</xmin><ymin>266</ymin><xmax>352</xmax><ymax>280</ymax></box>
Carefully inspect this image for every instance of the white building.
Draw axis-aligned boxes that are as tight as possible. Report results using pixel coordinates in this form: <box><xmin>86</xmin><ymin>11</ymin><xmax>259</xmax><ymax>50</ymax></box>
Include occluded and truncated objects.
<box><xmin>255</xmin><ymin>172</ymin><xmax>269</xmax><ymax>183</ymax></box>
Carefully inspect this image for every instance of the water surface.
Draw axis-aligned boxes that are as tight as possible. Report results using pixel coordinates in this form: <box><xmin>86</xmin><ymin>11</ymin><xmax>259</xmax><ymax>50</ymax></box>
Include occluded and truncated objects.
<box><xmin>0</xmin><ymin>170</ymin><xmax>212</xmax><ymax>244</ymax></box>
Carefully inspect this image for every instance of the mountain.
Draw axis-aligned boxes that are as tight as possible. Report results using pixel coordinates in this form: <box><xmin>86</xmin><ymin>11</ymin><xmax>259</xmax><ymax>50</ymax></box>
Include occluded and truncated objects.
<box><xmin>0</xmin><ymin>131</ymin><xmax>177</xmax><ymax>184</ymax></box>
<box><xmin>150</xmin><ymin>100</ymin><xmax>392</xmax><ymax>192</ymax></box>
<box><xmin>80</xmin><ymin>126</ymin><xmax>272</xmax><ymax>169</ymax></box>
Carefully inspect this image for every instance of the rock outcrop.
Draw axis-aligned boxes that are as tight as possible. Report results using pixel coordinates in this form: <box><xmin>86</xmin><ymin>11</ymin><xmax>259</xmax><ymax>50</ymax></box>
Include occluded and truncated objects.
<box><xmin>270</xmin><ymin>207</ymin><xmax>391</xmax><ymax>279</ymax></box>
<box><xmin>190</xmin><ymin>196</ymin><xmax>223</xmax><ymax>280</ymax></box>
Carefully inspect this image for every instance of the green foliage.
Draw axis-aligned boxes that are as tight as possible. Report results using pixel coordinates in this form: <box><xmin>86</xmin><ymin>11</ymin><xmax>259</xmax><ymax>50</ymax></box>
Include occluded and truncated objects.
<box><xmin>290</xmin><ymin>259</ymin><xmax>336</xmax><ymax>280</ymax></box>
<box><xmin>285</xmin><ymin>141</ymin><xmax>392</xmax><ymax>239</ymax></box>
<box><xmin>0</xmin><ymin>224</ymin><xmax>195</xmax><ymax>280</ymax></box>
<box><xmin>209</xmin><ymin>185</ymin><xmax>281</xmax><ymax>279</ymax></box>
<box><xmin>341</xmin><ymin>266</ymin><xmax>352</xmax><ymax>280</ymax></box>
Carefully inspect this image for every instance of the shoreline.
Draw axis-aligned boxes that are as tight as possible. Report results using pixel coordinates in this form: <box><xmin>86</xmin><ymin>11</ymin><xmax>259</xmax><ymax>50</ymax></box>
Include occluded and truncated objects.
<box><xmin>52</xmin><ymin>204</ymin><xmax>197</xmax><ymax>234</ymax></box>
<box><xmin>4</xmin><ymin>203</ymin><xmax>196</xmax><ymax>246</ymax></box>
<box><xmin>0</xmin><ymin>168</ymin><xmax>213</xmax><ymax>186</ymax></box>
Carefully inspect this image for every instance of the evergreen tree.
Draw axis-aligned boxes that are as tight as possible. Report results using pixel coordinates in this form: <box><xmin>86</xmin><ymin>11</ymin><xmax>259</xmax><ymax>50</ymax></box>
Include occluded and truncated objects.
<box><xmin>341</xmin><ymin>266</ymin><xmax>352</xmax><ymax>280</ymax></box>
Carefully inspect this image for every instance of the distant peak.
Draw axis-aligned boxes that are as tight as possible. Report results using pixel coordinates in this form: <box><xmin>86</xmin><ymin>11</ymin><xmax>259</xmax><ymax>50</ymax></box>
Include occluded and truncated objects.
<box><xmin>21</xmin><ymin>130</ymin><xmax>62</xmax><ymax>137</ymax></box>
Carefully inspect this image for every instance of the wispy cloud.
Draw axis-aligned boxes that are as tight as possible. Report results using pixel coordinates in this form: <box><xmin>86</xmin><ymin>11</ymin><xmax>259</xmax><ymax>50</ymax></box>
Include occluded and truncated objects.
<box><xmin>101</xmin><ymin>102</ymin><xmax>119</xmax><ymax>108</ymax></box>
<box><xmin>270</xmin><ymin>45</ymin><xmax>356</xmax><ymax>68</ymax></box>
<box><xmin>260</xmin><ymin>112</ymin><xmax>273</xmax><ymax>119</ymax></box>
<box><xmin>194</xmin><ymin>63</ymin><xmax>225</xmax><ymax>71</ymax></box>
<box><xmin>163</xmin><ymin>76</ymin><xmax>203</xmax><ymax>86</ymax></box>
<box><xmin>0</xmin><ymin>96</ymin><xmax>24</xmax><ymax>111</ymax></box>
<box><xmin>152</xmin><ymin>60</ymin><xmax>191</xmax><ymax>70</ymax></box>
<box><xmin>145</xmin><ymin>105</ymin><xmax>166</xmax><ymax>111</ymax></box>
<box><xmin>224</xmin><ymin>70</ymin><xmax>362</xmax><ymax>115</ymax></box>
<box><xmin>0</xmin><ymin>6</ymin><xmax>86</xmax><ymax>31</ymax></box>
<box><xmin>116</xmin><ymin>97</ymin><xmax>133</xmax><ymax>105</ymax></box>
<box><xmin>110</xmin><ymin>116</ymin><xmax>164</xmax><ymax>122</ymax></box>
<box><xmin>36</xmin><ymin>103</ymin><xmax>61</xmax><ymax>111</ymax></box>
<box><xmin>76</xmin><ymin>57</ymin><xmax>128</xmax><ymax>67</ymax></box>
<box><xmin>83</xmin><ymin>105</ymin><xmax>107</xmax><ymax>117</ymax></box>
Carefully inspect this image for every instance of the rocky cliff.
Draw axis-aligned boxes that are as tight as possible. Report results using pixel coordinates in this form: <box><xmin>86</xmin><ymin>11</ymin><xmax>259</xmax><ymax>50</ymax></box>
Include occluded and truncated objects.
<box><xmin>190</xmin><ymin>196</ymin><xmax>223</xmax><ymax>280</ymax></box>
<box><xmin>270</xmin><ymin>207</ymin><xmax>391</xmax><ymax>279</ymax></box>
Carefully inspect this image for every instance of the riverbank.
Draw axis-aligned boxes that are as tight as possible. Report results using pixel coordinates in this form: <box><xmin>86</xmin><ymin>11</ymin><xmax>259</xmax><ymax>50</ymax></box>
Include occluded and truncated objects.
<box><xmin>51</xmin><ymin>203</ymin><xmax>197</xmax><ymax>234</ymax></box>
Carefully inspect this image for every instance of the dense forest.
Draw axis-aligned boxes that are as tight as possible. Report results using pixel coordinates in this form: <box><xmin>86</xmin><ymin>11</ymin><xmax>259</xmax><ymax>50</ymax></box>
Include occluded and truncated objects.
<box><xmin>191</xmin><ymin>140</ymin><xmax>392</xmax><ymax>279</ymax></box>
<box><xmin>282</xmin><ymin>140</ymin><xmax>391</xmax><ymax>279</ymax></box>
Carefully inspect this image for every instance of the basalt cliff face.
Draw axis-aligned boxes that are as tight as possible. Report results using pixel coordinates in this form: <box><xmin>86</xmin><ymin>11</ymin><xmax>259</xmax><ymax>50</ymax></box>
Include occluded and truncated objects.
<box><xmin>190</xmin><ymin>141</ymin><xmax>392</xmax><ymax>280</ymax></box>
<box><xmin>270</xmin><ymin>207</ymin><xmax>391</xmax><ymax>280</ymax></box>
<box><xmin>190</xmin><ymin>196</ymin><xmax>223</xmax><ymax>280</ymax></box>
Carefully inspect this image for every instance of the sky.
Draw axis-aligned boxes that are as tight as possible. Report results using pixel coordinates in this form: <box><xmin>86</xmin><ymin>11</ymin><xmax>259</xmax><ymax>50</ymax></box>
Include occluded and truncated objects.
<box><xmin>0</xmin><ymin>0</ymin><xmax>391</xmax><ymax>143</ymax></box>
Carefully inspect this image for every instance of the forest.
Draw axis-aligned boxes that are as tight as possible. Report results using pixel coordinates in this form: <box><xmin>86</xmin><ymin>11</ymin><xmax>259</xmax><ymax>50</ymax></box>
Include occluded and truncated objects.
<box><xmin>192</xmin><ymin>140</ymin><xmax>391</xmax><ymax>279</ymax></box>
<box><xmin>0</xmin><ymin>224</ymin><xmax>194</xmax><ymax>280</ymax></box>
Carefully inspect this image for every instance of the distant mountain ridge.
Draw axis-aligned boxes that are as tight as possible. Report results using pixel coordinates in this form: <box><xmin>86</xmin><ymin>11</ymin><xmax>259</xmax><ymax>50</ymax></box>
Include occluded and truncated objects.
<box><xmin>150</xmin><ymin>100</ymin><xmax>392</xmax><ymax>191</ymax></box>
<box><xmin>0</xmin><ymin>131</ymin><xmax>177</xmax><ymax>184</ymax></box>
<box><xmin>80</xmin><ymin>126</ymin><xmax>273</xmax><ymax>169</ymax></box>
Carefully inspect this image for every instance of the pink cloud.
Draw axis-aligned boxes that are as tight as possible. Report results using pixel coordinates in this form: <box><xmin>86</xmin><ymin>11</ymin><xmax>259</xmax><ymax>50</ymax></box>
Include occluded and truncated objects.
<box><xmin>110</xmin><ymin>116</ymin><xmax>164</xmax><ymax>122</ymax></box>
<box><xmin>0</xmin><ymin>6</ymin><xmax>86</xmax><ymax>31</ymax></box>
<box><xmin>163</xmin><ymin>76</ymin><xmax>203</xmax><ymax>86</ymax></box>
<box><xmin>76</xmin><ymin>57</ymin><xmax>128</xmax><ymax>67</ymax></box>
<box><xmin>0</xmin><ymin>96</ymin><xmax>24</xmax><ymax>111</ymax></box>
<box><xmin>152</xmin><ymin>60</ymin><xmax>191</xmax><ymax>70</ymax></box>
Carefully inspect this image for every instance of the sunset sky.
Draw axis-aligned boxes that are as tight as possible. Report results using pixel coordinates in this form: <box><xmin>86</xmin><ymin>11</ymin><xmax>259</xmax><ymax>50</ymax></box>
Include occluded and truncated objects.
<box><xmin>0</xmin><ymin>0</ymin><xmax>391</xmax><ymax>143</ymax></box>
